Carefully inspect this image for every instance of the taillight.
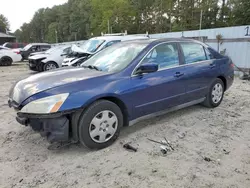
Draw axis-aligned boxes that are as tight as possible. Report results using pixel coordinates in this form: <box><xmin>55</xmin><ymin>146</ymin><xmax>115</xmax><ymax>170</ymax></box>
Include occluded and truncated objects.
<box><xmin>15</xmin><ymin>51</ymin><xmax>20</xmax><ymax>54</ymax></box>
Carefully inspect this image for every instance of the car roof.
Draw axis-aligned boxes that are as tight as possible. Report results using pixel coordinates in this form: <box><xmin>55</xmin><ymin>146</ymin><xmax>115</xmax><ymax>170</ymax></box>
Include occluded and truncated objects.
<box><xmin>89</xmin><ymin>35</ymin><xmax>149</xmax><ymax>42</ymax></box>
<box><xmin>29</xmin><ymin>43</ymin><xmax>51</xmax><ymax>46</ymax></box>
<box><xmin>120</xmin><ymin>37</ymin><xmax>204</xmax><ymax>45</ymax></box>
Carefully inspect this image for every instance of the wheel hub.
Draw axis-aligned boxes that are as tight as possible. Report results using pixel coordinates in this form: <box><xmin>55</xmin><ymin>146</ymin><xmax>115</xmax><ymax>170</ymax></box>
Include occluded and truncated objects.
<box><xmin>212</xmin><ymin>83</ymin><xmax>223</xmax><ymax>104</ymax></box>
<box><xmin>89</xmin><ymin>110</ymin><xmax>118</xmax><ymax>143</ymax></box>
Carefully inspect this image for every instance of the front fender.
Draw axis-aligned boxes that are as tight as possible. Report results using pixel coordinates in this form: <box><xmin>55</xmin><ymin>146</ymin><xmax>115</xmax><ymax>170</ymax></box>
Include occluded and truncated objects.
<box><xmin>60</xmin><ymin>92</ymin><xmax>127</xmax><ymax>111</ymax></box>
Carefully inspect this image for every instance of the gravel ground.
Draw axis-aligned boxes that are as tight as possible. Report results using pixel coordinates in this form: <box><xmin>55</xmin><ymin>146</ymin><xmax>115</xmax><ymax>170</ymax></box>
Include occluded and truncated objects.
<box><xmin>0</xmin><ymin>63</ymin><xmax>250</xmax><ymax>188</ymax></box>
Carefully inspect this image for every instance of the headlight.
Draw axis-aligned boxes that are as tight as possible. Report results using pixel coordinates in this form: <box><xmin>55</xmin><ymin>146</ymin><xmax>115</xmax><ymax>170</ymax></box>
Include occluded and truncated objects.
<box><xmin>21</xmin><ymin>93</ymin><xmax>69</xmax><ymax>114</ymax></box>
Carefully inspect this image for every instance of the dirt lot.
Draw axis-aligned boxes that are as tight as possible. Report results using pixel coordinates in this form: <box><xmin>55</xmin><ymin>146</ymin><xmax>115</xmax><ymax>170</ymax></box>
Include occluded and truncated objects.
<box><xmin>0</xmin><ymin>63</ymin><xmax>249</xmax><ymax>188</ymax></box>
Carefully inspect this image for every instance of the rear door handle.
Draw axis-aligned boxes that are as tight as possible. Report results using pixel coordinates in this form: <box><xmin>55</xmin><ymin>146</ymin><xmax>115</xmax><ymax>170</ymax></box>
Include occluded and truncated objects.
<box><xmin>174</xmin><ymin>72</ymin><xmax>184</xmax><ymax>78</ymax></box>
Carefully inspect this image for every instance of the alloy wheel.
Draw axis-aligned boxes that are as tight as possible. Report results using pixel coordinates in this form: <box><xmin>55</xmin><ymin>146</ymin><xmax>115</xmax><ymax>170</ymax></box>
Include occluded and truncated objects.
<box><xmin>45</xmin><ymin>63</ymin><xmax>57</xmax><ymax>70</ymax></box>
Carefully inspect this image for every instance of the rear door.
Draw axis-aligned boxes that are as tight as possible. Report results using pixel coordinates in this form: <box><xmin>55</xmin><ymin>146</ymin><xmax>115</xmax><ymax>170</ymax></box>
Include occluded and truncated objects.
<box><xmin>130</xmin><ymin>42</ymin><xmax>186</xmax><ymax>118</ymax></box>
<box><xmin>179</xmin><ymin>42</ymin><xmax>221</xmax><ymax>102</ymax></box>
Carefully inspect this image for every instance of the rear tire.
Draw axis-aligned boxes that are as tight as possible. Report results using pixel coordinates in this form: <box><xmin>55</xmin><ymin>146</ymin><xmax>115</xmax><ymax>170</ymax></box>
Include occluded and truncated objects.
<box><xmin>78</xmin><ymin>100</ymin><xmax>123</xmax><ymax>149</ymax></box>
<box><xmin>202</xmin><ymin>78</ymin><xmax>224</xmax><ymax>108</ymax></box>
<box><xmin>0</xmin><ymin>56</ymin><xmax>13</xmax><ymax>66</ymax></box>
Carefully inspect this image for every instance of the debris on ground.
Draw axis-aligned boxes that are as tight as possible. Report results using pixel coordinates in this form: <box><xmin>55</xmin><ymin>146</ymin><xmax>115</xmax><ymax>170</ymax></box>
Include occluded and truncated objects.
<box><xmin>148</xmin><ymin>138</ymin><xmax>174</xmax><ymax>151</ymax></box>
<box><xmin>223</xmin><ymin>149</ymin><xmax>230</xmax><ymax>155</ymax></box>
<box><xmin>127</xmin><ymin>170</ymin><xmax>135</xmax><ymax>176</ymax></box>
<box><xmin>152</xmin><ymin>169</ymin><xmax>158</xmax><ymax>173</ymax></box>
<box><xmin>47</xmin><ymin>141</ymin><xmax>74</xmax><ymax>150</ymax></box>
<box><xmin>178</xmin><ymin>132</ymin><xmax>186</xmax><ymax>139</ymax></box>
<box><xmin>123</xmin><ymin>143</ymin><xmax>137</xmax><ymax>152</ymax></box>
<box><xmin>203</xmin><ymin>157</ymin><xmax>212</xmax><ymax>162</ymax></box>
<box><xmin>160</xmin><ymin>145</ymin><xmax>168</xmax><ymax>155</ymax></box>
<box><xmin>164</xmin><ymin>137</ymin><xmax>174</xmax><ymax>151</ymax></box>
<box><xmin>148</xmin><ymin>137</ymin><xmax>175</xmax><ymax>155</ymax></box>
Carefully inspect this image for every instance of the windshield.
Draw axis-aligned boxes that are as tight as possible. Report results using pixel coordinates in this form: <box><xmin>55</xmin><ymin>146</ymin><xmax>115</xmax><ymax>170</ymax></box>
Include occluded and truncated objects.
<box><xmin>23</xmin><ymin>44</ymin><xmax>32</xmax><ymax>50</ymax></box>
<box><xmin>80</xmin><ymin>40</ymin><xmax>105</xmax><ymax>53</ymax></box>
<box><xmin>81</xmin><ymin>42</ymin><xmax>147</xmax><ymax>73</ymax></box>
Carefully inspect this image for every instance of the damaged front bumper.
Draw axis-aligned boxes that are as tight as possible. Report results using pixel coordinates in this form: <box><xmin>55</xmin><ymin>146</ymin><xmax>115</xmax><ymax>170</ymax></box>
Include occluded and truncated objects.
<box><xmin>16</xmin><ymin>115</ymin><xmax>69</xmax><ymax>143</ymax></box>
<box><xmin>15</xmin><ymin>109</ymin><xmax>81</xmax><ymax>143</ymax></box>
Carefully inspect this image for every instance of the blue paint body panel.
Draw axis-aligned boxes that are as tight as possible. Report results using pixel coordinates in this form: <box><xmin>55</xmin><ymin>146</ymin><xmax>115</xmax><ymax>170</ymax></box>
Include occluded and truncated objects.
<box><xmin>9</xmin><ymin>38</ymin><xmax>234</xmax><ymax>122</ymax></box>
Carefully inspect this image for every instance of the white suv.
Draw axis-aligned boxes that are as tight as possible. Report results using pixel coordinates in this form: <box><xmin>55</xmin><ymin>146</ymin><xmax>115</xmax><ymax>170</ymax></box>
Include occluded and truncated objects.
<box><xmin>62</xmin><ymin>35</ymin><xmax>149</xmax><ymax>67</ymax></box>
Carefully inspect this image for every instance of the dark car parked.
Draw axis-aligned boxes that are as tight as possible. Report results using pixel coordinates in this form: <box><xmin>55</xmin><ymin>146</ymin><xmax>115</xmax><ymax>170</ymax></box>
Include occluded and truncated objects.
<box><xmin>20</xmin><ymin>43</ymin><xmax>51</xmax><ymax>60</ymax></box>
<box><xmin>3</xmin><ymin>42</ymin><xmax>27</xmax><ymax>49</ymax></box>
<box><xmin>8</xmin><ymin>38</ymin><xmax>234</xmax><ymax>149</ymax></box>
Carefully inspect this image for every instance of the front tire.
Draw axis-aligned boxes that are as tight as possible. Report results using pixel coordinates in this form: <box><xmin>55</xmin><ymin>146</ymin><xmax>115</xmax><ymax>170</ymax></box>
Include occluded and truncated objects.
<box><xmin>43</xmin><ymin>62</ymin><xmax>58</xmax><ymax>71</ymax></box>
<box><xmin>78</xmin><ymin>100</ymin><xmax>123</xmax><ymax>149</ymax></box>
<box><xmin>202</xmin><ymin>78</ymin><xmax>224</xmax><ymax>108</ymax></box>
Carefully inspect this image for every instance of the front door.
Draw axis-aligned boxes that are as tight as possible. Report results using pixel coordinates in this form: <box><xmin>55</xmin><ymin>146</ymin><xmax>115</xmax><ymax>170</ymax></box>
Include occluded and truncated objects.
<box><xmin>129</xmin><ymin>42</ymin><xmax>186</xmax><ymax>119</ymax></box>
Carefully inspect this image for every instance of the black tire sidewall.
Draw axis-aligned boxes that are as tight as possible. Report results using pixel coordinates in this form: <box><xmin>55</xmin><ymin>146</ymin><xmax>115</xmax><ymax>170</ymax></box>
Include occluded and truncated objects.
<box><xmin>0</xmin><ymin>57</ymin><xmax>12</xmax><ymax>66</ymax></box>
<box><xmin>78</xmin><ymin>100</ymin><xmax>123</xmax><ymax>149</ymax></box>
<box><xmin>44</xmin><ymin>62</ymin><xmax>58</xmax><ymax>71</ymax></box>
<box><xmin>208</xmin><ymin>78</ymin><xmax>224</xmax><ymax>107</ymax></box>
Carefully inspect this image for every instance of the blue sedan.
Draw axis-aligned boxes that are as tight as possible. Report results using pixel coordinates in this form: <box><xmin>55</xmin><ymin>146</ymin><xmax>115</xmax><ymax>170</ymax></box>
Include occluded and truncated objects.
<box><xmin>8</xmin><ymin>38</ymin><xmax>234</xmax><ymax>149</ymax></box>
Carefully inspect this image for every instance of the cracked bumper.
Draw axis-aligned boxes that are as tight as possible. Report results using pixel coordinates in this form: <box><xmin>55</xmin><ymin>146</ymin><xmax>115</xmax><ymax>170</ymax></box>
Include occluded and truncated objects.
<box><xmin>16</xmin><ymin>113</ymin><xmax>70</xmax><ymax>143</ymax></box>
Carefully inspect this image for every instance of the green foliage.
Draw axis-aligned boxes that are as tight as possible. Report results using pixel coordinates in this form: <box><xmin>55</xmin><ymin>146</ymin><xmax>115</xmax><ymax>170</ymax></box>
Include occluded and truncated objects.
<box><xmin>0</xmin><ymin>14</ymin><xmax>10</xmax><ymax>33</ymax></box>
<box><xmin>12</xmin><ymin>0</ymin><xmax>250</xmax><ymax>43</ymax></box>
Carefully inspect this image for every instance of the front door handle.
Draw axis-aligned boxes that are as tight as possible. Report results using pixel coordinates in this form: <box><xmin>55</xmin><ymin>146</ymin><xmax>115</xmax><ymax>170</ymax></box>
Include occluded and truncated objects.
<box><xmin>174</xmin><ymin>72</ymin><xmax>184</xmax><ymax>78</ymax></box>
<box><xmin>210</xmin><ymin>63</ymin><xmax>216</xmax><ymax>68</ymax></box>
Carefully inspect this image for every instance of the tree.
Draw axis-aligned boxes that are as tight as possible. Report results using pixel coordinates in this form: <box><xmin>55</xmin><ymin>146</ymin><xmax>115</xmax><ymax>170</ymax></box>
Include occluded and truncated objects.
<box><xmin>232</xmin><ymin>0</ymin><xmax>250</xmax><ymax>25</ymax></box>
<box><xmin>13</xmin><ymin>0</ymin><xmax>250</xmax><ymax>43</ymax></box>
<box><xmin>0</xmin><ymin>14</ymin><xmax>10</xmax><ymax>33</ymax></box>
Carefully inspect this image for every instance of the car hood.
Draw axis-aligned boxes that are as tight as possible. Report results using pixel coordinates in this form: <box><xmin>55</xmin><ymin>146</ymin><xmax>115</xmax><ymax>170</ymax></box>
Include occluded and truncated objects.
<box><xmin>9</xmin><ymin>67</ymin><xmax>107</xmax><ymax>105</ymax></box>
<box><xmin>30</xmin><ymin>51</ymin><xmax>45</xmax><ymax>56</ymax></box>
<box><xmin>29</xmin><ymin>54</ymin><xmax>50</xmax><ymax>60</ymax></box>
<box><xmin>71</xmin><ymin>44</ymin><xmax>93</xmax><ymax>55</ymax></box>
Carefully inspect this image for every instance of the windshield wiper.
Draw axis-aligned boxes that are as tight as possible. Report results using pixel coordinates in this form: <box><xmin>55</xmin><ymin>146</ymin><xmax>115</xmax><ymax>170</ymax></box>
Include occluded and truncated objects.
<box><xmin>82</xmin><ymin>65</ymin><xmax>102</xmax><ymax>71</ymax></box>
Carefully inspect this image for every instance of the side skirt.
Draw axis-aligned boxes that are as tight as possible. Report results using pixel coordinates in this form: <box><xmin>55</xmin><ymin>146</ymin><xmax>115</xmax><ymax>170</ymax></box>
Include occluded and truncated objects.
<box><xmin>129</xmin><ymin>98</ymin><xmax>205</xmax><ymax>126</ymax></box>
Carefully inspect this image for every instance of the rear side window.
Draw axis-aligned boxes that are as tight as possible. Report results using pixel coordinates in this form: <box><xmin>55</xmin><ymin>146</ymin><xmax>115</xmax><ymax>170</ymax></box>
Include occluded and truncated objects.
<box><xmin>181</xmin><ymin>43</ymin><xmax>207</xmax><ymax>64</ymax></box>
<box><xmin>4</xmin><ymin>43</ymin><xmax>14</xmax><ymax>48</ymax></box>
<box><xmin>41</xmin><ymin>45</ymin><xmax>51</xmax><ymax>51</ymax></box>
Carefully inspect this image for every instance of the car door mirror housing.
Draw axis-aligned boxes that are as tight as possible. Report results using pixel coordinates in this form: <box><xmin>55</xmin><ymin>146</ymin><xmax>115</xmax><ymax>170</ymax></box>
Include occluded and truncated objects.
<box><xmin>135</xmin><ymin>63</ymin><xmax>158</xmax><ymax>75</ymax></box>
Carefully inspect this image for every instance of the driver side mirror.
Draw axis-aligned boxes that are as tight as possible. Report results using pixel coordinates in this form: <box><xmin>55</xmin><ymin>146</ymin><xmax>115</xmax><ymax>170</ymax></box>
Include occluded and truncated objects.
<box><xmin>135</xmin><ymin>63</ymin><xmax>158</xmax><ymax>75</ymax></box>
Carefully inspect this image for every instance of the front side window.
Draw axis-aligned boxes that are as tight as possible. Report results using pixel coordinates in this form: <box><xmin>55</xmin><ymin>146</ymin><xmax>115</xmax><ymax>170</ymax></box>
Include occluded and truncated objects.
<box><xmin>181</xmin><ymin>43</ymin><xmax>207</xmax><ymax>64</ymax></box>
<box><xmin>82</xmin><ymin>42</ymin><xmax>147</xmax><ymax>73</ymax></box>
<box><xmin>31</xmin><ymin>46</ymin><xmax>39</xmax><ymax>52</ymax></box>
<box><xmin>142</xmin><ymin>43</ymin><xmax>179</xmax><ymax>70</ymax></box>
<box><xmin>5</xmin><ymin>43</ymin><xmax>13</xmax><ymax>48</ymax></box>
